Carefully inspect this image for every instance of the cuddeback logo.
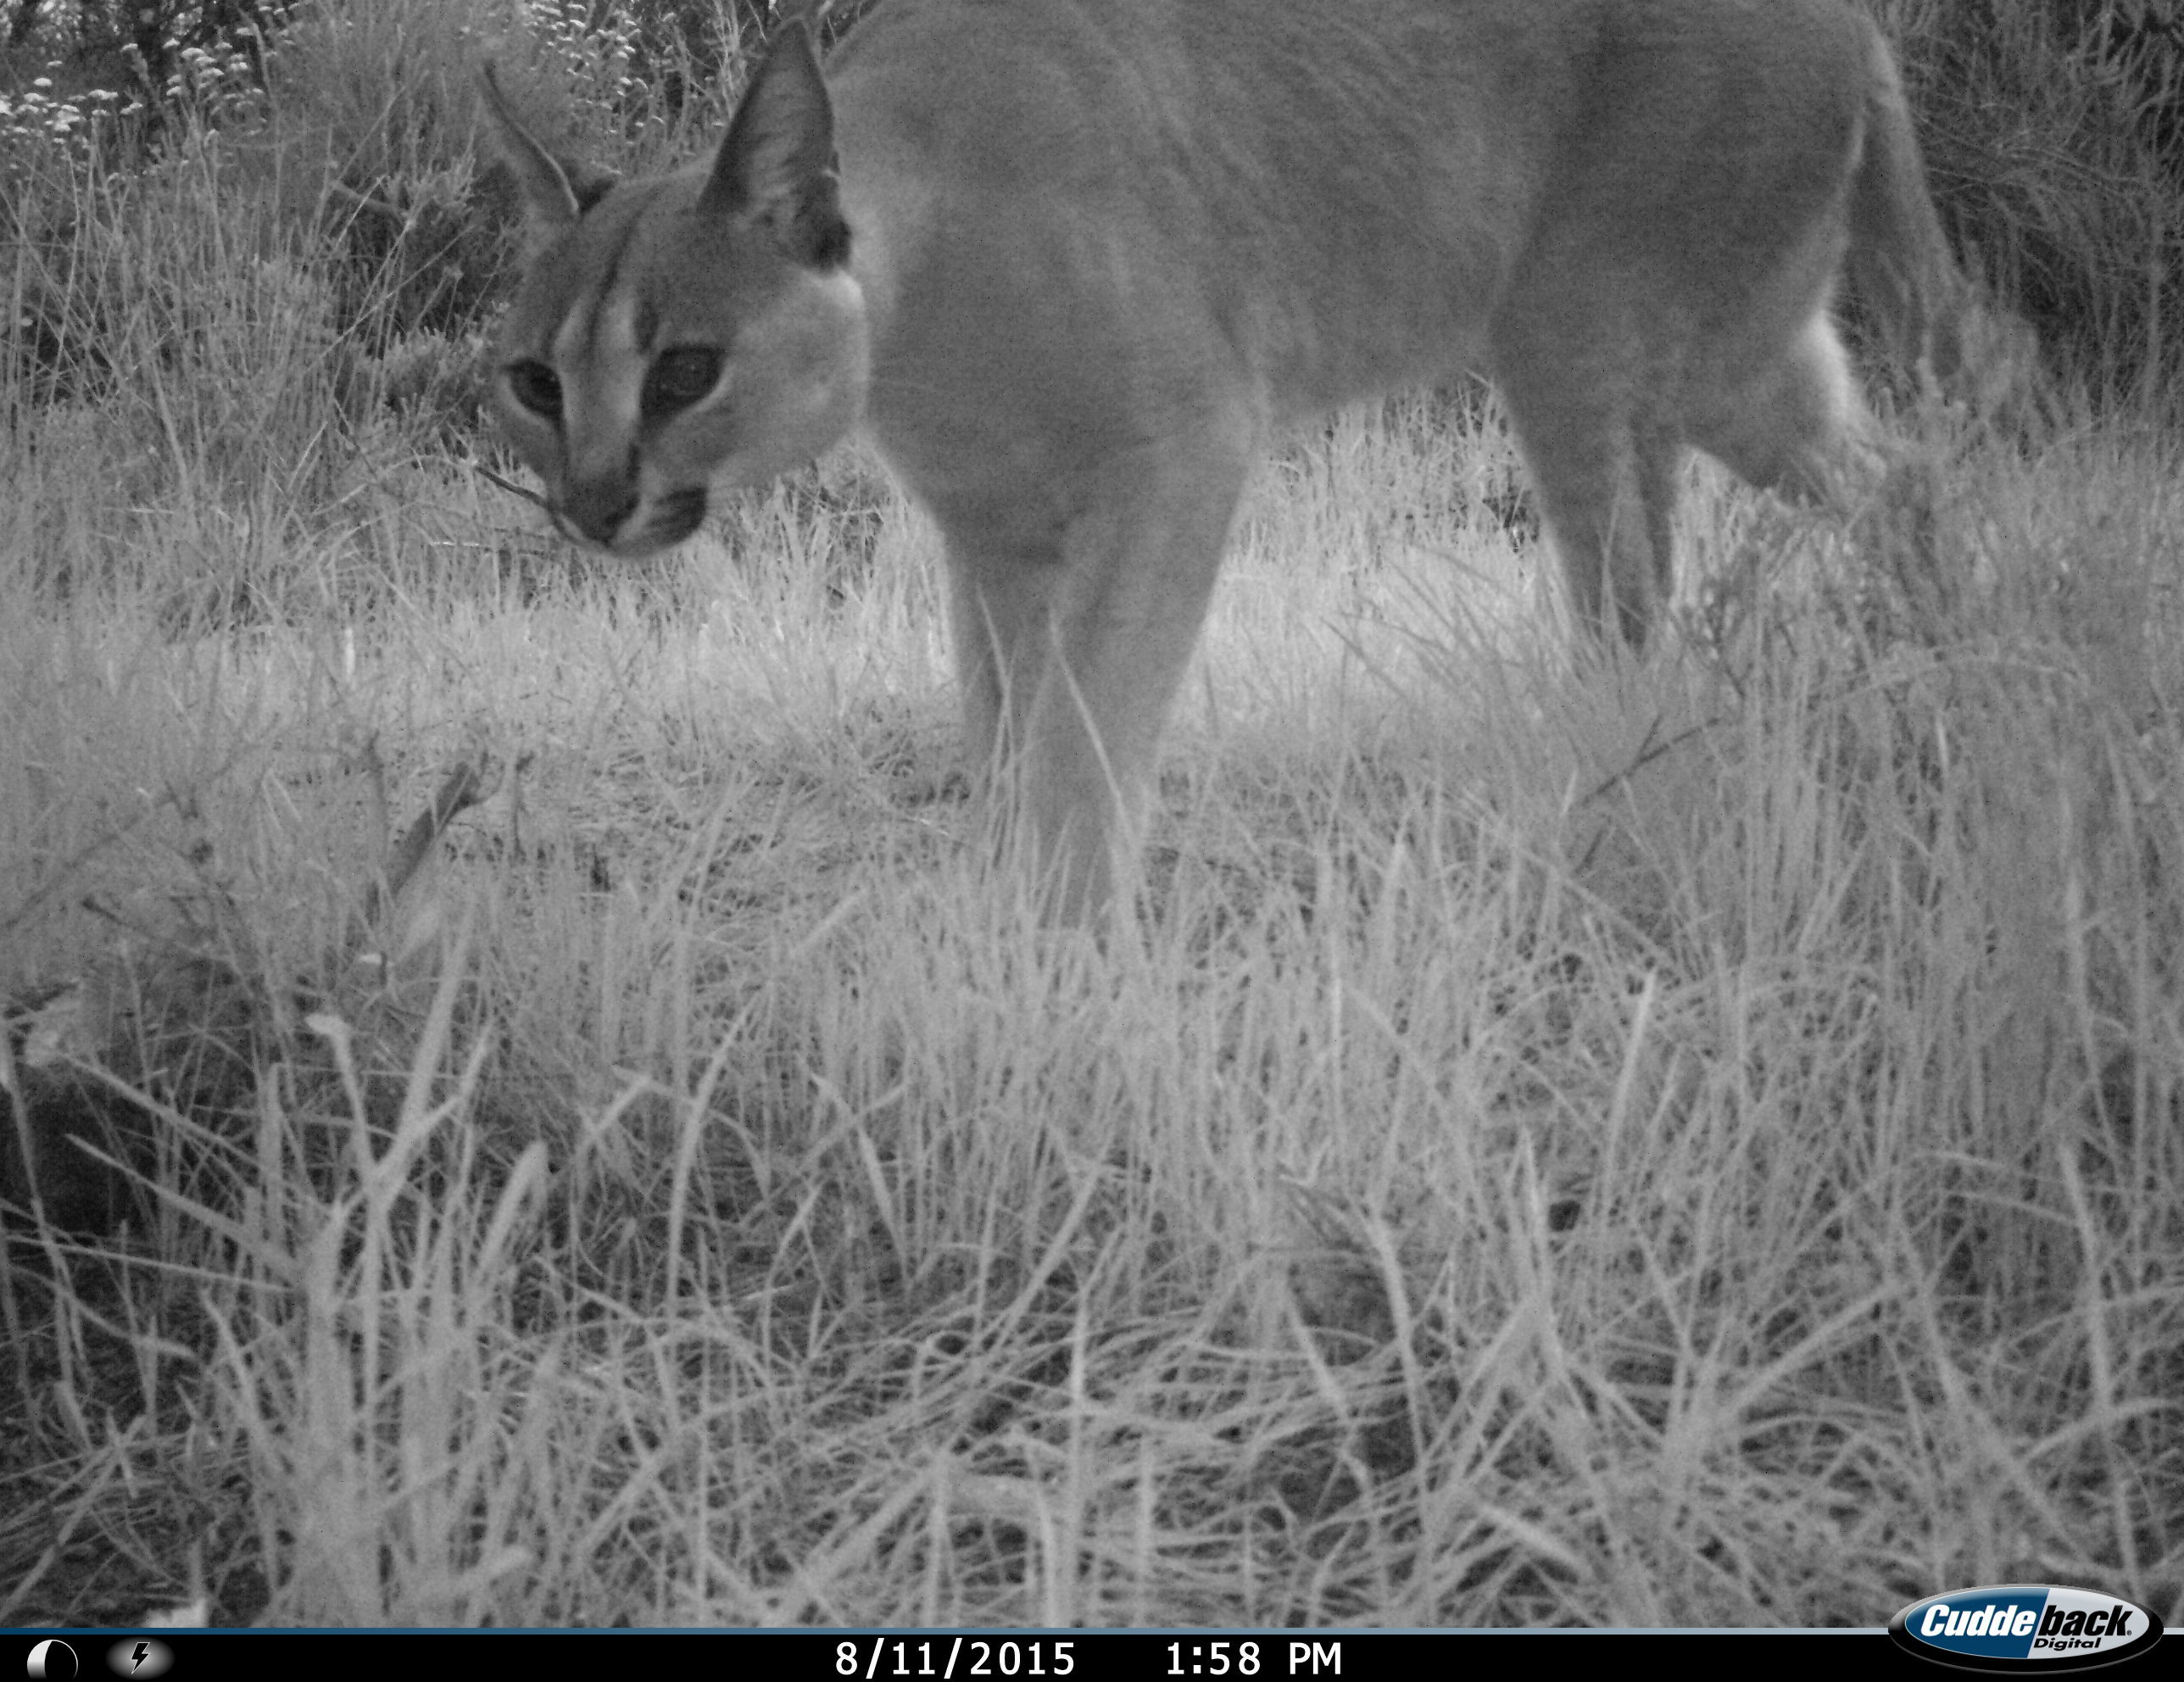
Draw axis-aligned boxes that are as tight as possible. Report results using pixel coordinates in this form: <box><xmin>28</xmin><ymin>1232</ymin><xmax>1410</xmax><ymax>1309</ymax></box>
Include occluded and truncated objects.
<box><xmin>1888</xmin><ymin>1585</ymin><xmax>2164</xmax><ymax>1671</ymax></box>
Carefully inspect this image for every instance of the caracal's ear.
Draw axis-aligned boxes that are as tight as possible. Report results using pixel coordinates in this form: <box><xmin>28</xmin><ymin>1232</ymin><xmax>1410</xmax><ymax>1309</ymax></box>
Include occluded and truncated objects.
<box><xmin>477</xmin><ymin>64</ymin><xmax>617</xmax><ymax>252</ymax></box>
<box><xmin>698</xmin><ymin>24</ymin><xmax>850</xmax><ymax>269</ymax></box>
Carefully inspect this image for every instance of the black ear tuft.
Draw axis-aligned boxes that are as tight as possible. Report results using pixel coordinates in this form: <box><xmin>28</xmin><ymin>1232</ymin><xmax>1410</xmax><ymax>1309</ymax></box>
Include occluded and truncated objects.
<box><xmin>699</xmin><ymin>23</ymin><xmax>851</xmax><ymax>269</ymax></box>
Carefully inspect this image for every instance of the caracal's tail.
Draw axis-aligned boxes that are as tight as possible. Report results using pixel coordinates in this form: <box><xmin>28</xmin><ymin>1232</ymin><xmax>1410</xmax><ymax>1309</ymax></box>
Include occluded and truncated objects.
<box><xmin>1845</xmin><ymin>20</ymin><xmax>2032</xmax><ymax>413</ymax></box>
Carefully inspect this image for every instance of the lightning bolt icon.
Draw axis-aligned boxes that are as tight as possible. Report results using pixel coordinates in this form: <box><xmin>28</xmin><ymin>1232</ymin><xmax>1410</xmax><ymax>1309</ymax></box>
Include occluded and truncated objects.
<box><xmin>131</xmin><ymin>1645</ymin><xmax>149</xmax><ymax>1674</ymax></box>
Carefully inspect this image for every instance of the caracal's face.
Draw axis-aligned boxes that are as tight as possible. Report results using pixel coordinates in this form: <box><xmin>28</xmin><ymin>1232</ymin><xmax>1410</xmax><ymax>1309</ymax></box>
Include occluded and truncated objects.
<box><xmin>490</xmin><ymin>172</ymin><xmax>869</xmax><ymax>558</ymax></box>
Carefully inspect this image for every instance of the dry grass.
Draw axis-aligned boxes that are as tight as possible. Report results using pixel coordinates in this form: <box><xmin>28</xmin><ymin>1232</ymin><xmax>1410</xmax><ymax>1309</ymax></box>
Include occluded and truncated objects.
<box><xmin>3</xmin><ymin>382</ymin><xmax>2180</xmax><ymax>1626</ymax></box>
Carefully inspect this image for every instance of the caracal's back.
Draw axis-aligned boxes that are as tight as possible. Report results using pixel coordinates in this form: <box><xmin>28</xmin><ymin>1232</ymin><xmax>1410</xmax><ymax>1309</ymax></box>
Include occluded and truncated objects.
<box><xmin>483</xmin><ymin>0</ymin><xmax>1997</xmax><ymax>922</ymax></box>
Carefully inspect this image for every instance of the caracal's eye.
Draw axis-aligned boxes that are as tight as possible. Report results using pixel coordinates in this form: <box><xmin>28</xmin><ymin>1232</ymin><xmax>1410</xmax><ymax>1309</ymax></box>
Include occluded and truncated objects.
<box><xmin>643</xmin><ymin>347</ymin><xmax>725</xmax><ymax>418</ymax></box>
<box><xmin>504</xmin><ymin>359</ymin><xmax>564</xmax><ymax>421</ymax></box>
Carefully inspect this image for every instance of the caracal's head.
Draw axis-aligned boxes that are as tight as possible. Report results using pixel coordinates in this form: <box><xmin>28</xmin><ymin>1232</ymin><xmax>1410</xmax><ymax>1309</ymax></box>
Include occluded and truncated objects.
<box><xmin>479</xmin><ymin>27</ymin><xmax>867</xmax><ymax>556</ymax></box>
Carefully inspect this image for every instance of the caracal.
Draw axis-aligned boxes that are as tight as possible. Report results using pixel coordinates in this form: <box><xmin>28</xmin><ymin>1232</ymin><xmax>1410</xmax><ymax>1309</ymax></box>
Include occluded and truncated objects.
<box><xmin>482</xmin><ymin>0</ymin><xmax>1999</xmax><ymax>922</ymax></box>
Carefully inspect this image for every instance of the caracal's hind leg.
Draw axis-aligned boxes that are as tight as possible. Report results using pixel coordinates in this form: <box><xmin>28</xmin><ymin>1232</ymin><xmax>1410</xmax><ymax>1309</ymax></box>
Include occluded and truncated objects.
<box><xmin>1685</xmin><ymin>308</ymin><xmax>1912</xmax><ymax>621</ymax></box>
<box><xmin>1494</xmin><ymin>328</ymin><xmax>1684</xmax><ymax>650</ymax></box>
<box><xmin>1691</xmin><ymin>309</ymin><xmax>1882</xmax><ymax>511</ymax></box>
<box><xmin>938</xmin><ymin>423</ymin><xmax>1254</xmax><ymax>923</ymax></box>
<box><xmin>1708</xmin><ymin>304</ymin><xmax>1981</xmax><ymax>628</ymax></box>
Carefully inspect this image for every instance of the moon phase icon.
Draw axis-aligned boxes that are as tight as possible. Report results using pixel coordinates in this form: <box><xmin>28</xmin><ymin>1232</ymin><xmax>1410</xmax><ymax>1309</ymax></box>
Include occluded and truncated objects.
<box><xmin>26</xmin><ymin>1640</ymin><xmax>79</xmax><ymax>1680</ymax></box>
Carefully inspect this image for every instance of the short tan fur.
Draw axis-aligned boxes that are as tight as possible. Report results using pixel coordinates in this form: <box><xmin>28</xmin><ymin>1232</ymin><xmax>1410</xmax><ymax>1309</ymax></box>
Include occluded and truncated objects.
<box><xmin>482</xmin><ymin>0</ymin><xmax>1994</xmax><ymax>922</ymax></box>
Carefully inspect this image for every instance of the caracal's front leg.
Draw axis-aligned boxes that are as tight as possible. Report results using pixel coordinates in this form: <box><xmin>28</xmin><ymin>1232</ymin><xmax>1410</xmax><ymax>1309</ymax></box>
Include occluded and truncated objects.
<box><xmin>938</xmin><ymin>426</ymin><xmax>1254</xmax><ymax>924</ymax></box>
